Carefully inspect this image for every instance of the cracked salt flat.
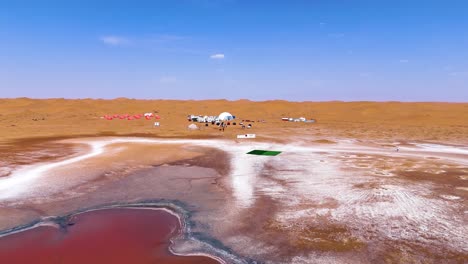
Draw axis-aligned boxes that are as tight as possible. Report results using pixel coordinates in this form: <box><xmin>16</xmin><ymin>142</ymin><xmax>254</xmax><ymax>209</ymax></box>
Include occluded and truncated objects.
<box><xmin>1</xmin><ymin>137</ymin><xmax>466</xmax><ymax>204</ymax></box>
<box><xmin>0</xmin><ymin>141</ymin><xmax>108</xmax><ymax>199</ymax></box>
<box><xmin>0</xmin><ymin>137</ymin><xmax>466</xmax><ymax>254</ymax></box>
<box><xmin>254</xmin><ymin>150</ymin><xmax>467</xmax><ymax>253</ymax></box>
<box><xmin>0</xmin><ymin>138</ymin><xmax>280</xmax><ymax>208</ymax></box>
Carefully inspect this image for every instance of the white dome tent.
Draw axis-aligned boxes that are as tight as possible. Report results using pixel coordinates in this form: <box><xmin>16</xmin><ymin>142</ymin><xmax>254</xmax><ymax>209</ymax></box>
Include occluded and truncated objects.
<box><xmin>217</xmin><ymin>112</ymin><xmax>235</xmax><ymax>121</ymax></box>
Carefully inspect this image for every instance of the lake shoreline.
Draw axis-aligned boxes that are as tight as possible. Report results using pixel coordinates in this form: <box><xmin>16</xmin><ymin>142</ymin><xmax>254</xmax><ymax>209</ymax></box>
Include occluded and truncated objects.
<box><xmin>0</xmin><ymin>201</ymin><xmax>247</xmax><ymax>264</ymax></box>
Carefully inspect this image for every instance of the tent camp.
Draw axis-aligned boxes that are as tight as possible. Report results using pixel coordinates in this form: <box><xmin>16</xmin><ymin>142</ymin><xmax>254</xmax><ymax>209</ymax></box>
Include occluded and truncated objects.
<box><xmin>217</xmin><ymin>112</ymin><xmax>235</xmax><ymax>121</ymax></box>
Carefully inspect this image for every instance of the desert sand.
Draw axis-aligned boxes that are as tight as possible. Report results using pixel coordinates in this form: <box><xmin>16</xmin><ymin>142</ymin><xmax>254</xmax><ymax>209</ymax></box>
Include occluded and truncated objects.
<box><xmin>0</xmin><ymin>98</ymin><xmax>467</xmax><ymax>143</ymax></box>
<box><xmin>0</xmin><ymin>98</ymin><xmax>467</xmax><ymax>263</ymax></box>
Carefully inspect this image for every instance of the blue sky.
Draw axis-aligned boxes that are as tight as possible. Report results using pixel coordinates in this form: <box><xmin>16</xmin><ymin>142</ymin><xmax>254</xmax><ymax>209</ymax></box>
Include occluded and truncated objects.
<box><xmin>1</xmin><ymin>0</ymin><xmax>467</xmax><ymax>101</ymax></box>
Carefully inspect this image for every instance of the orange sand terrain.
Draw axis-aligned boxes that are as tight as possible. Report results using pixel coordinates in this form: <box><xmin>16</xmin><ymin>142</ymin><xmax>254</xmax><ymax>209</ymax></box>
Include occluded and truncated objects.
<box><xmin>0</xmin><ymin>98</ymin><xmax>467</xmax><ymax>143</ymax></box>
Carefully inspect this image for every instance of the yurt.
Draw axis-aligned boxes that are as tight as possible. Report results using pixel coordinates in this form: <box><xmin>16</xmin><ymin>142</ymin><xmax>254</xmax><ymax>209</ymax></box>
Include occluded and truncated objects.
<box><xmin>217</xmin><ymin>112</ymin><xmax>235</xmax><ymax>121</ymax></box>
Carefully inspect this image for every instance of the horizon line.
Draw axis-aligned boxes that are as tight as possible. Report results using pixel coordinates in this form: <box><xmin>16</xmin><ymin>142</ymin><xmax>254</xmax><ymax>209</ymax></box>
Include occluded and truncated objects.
<box><xmin>0</xmin><ymin>97</ymin><xmax>467</xmax><ymax>104</ymax></box>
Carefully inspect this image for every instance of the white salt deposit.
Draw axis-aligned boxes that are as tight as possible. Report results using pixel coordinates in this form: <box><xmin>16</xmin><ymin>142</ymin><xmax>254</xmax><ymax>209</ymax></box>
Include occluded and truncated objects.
<box><xmin>1</xmin><ymin>137</ymin><xmax>467</xmax><ymax>254</ymax></box>
<box><xmin>416</xmin><ymin>143</ymin><xmax>468</xmax><ymax>155</ymax></box>
<box><xmin>0</xmin><ymin>167</ymin><xmax>12</xmax><ymax>177</ymax></box>
<box><xmin>440</xmin><ymin>195</ymin><xmax>461</xmax><ymax>200</ymax></box>
<box><xmin>0</xmin><ymin>141</ymin><xmax>108</xmax><ymax>199</ymax></box>
<box><xmin>225</xmin><ymin>144</ymin><xmax>268</xmax><ymax>207</ymax></box>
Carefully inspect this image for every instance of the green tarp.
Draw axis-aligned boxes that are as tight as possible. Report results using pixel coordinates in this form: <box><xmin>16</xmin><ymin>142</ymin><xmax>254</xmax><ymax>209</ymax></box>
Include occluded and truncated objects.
<box><xmin>247</xmin><ymin>150</ymin><xmax>282</xmax><ymax>156</ymax></box>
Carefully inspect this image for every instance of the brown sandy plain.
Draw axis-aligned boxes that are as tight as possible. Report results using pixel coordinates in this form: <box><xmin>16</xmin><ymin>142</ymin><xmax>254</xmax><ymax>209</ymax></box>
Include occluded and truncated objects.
<box><xmin>0</xmin><ymin>98</ymin><xmax>467</xmax><ymax>143</ymax></box>
<box><xmin>0</xmin><ymin>98</ymin><xmax>467</xmax><ymax>264</ymax></box>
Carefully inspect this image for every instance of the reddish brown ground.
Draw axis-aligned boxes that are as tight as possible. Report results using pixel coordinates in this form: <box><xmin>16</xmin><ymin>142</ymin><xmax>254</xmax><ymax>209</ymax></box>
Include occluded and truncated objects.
<box><xmin>0</xmin><ymin>208</ymin><xmax>220</xmax><ymax>264</ymax></box>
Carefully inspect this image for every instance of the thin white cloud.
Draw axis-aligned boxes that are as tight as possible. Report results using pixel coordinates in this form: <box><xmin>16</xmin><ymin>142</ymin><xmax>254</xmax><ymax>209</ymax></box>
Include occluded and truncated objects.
<box><xmin>399</xmin><ymin>59</ymin><xmax>409</xmax><ymax>63</ymax></box>
<box><xmin>159</xmin><ymin>76</ymin><xmax>177</xmax><ymax>83</ymax></box>
<box><xmin>100</xmin><ymin>36</ymin><xmax>129</xmax><ymax>46</ymax></box>
<box><xmin>210</xmin><ymin>53</ymin><xmax>225</xmax><ymax>59</ymax></box>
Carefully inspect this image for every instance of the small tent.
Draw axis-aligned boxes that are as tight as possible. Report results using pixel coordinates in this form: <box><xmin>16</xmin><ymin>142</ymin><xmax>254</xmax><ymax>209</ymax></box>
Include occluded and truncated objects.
<box><xmin>188</xmin><ymin>123</ymin><xmax>198</xmax><ymax>130</ymax></box>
